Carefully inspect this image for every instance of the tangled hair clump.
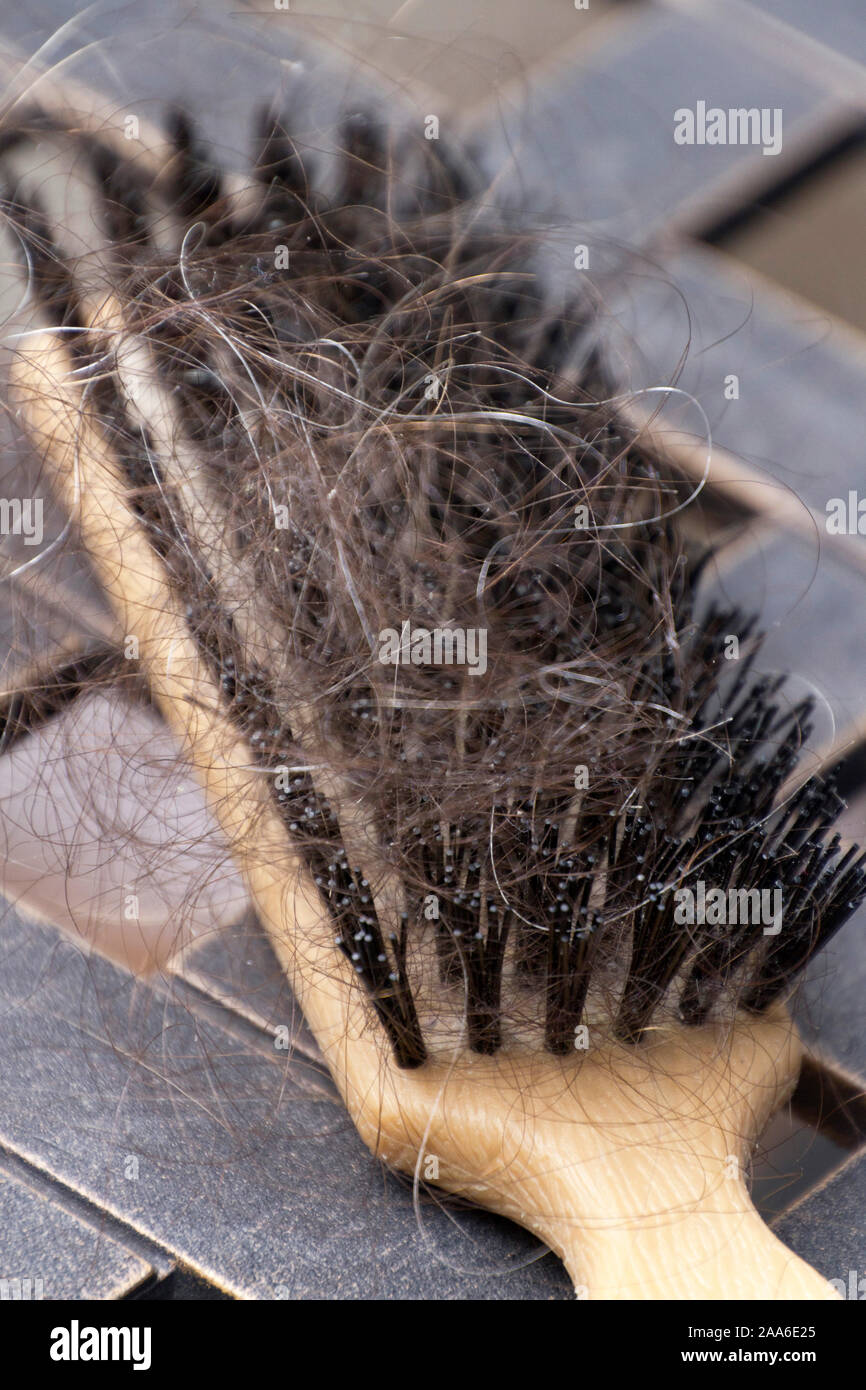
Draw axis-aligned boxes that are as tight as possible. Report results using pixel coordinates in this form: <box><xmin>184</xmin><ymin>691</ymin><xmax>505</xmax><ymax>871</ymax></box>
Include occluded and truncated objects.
<box><xmin>3</xmin><ymin>102</ymin><xmax>864</xmax><ymax>1067</ymax></box>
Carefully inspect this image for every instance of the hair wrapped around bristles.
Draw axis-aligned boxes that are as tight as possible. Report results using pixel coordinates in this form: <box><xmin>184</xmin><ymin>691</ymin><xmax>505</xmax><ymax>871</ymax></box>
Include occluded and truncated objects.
<box><xmin>2</xmin><ymin>101</ymin><xmax>864</xmax><ymax>1067</ymax></box>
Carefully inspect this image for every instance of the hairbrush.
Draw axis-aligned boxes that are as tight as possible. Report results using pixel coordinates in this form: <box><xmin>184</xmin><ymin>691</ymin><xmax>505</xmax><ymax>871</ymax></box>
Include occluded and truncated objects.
<box><xmin>3</xmin><ymin>93</ymin><xmax>864</xmax><ymax>1300</ymax></box>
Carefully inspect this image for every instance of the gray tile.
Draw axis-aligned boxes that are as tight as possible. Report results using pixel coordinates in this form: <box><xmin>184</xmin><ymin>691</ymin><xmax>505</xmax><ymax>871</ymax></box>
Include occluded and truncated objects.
<box><xmin>743</xmin><ymin>0</ymin><xmax>866</xmax><ymax>69</ymax></box>
<box><xmin>0</xmin><ymin>902</ymin><xmax>571</xmax><ymax>1299</ymax></box>
<box><xmin>175</xmin><ymin>913</ymin><xmax>322</xmax><ymax>1064</ymax></box>
<box><xmin>0</xmin><ymin>1167</ymin><xmax>152</xmax><ymax>1300</ymax></box>
<box><xmin>773</xmin><ymin>1147</ymin><xmax>866</xmax><ymax>1289</ymax></box>
<box><xmin>794</xmin><ymin>901</ymin><xmax>866</xmax><ymax>1082</ymax></box>
<box><xmin>474</xmin><ymin>7</ymin><xmax>838</xmax><ymax>262</ymax></box>
<box><xmin>618</xmin><ymin>241</ymin><xmax>866</xmax><ymax>535</ymax></box>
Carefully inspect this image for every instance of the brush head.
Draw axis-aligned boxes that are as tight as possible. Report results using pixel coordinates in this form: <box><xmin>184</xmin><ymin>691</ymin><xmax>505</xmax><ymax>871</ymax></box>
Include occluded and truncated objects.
<box><xmin>3</xmin><ymin>100</ymin><xmax>864</xmax><ymax>1071</ymax></box>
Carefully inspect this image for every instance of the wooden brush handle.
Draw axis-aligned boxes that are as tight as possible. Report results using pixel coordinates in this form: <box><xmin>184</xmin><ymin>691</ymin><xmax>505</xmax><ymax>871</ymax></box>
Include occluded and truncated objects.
<box><xmin>13</xmin><ymin>330</ymin><xmax>836</xmax><ymax>1302</ymax></box>
<box><xmin>345</xmin><ymin>1010</ymin><xmax>841</xmax><ymax>1301</ymax></box>
<box><xmin>551</xmin><ymin>1187</ymin><xmax>835</xmax><ymax>1300</ymax></box>
<box><xmin>524</xmin><ymin>1134</ymin><xmax>836</xmax><ymax>1300</ymax></box>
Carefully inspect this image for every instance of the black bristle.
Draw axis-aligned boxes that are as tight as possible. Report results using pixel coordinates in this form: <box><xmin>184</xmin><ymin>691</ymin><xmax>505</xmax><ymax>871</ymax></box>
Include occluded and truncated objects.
<box><xmin>166</xmin><ymin>107</ymin><xmax>226</xmax><ymax>232</ymax></box>
<box><xmin>1</xmin><ymin>187</ymin><xmax>85</xmax><ymax>342</ymax></box>
<box><xmin>253</xmin><ymin>106</ymin><xmax>311</xmax><ymax>204</ymax></box>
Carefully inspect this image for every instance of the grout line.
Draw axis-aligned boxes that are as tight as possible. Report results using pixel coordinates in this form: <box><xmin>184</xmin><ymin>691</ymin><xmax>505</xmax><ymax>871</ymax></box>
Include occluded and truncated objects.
<box><xmin>661</xmin><ymin>101</ymin><xmax>866</xmax><ymax>245</ymax></box>
<box><xmin>460</xmin><ymin>0</ymin><xmax>650</xmax><ymax>132</ymax></box>
<box><xmin>0</xmin><ymin>1139</ymin><xmax>246</xmax><ymax>1300</ymax></box>
<box><xmin>632</xmin><ymin>410</ymin><xmax>866</xmax><ymax>581</ymax></box>
<box><xmin>695</xmin><ymin>518</ymin><xmax>775</xmax><ymax>579</ymax></box>
<box><xmin>0</xmin><ymin>1143</ymin><xmax>174</xmax><ymax>1285</ymax></box>
<box><xmin>679</xmin><ymin>235</ymin><xmax>866</xmax><ymax>378</ymax></box>
<box><xmin>167</xmin><ymin>969</ymin><xmax>336</xmax><ymax>1091</ymax></box>
<box><xmin>770</xmin><ymin>1121</ymin><xmax>866</xmax><ymax>1231</ymax></box>
<box><xmin>780</xmin><ymin>722</ymin><xmax>866</xmax><ymax>808</ymax></box>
